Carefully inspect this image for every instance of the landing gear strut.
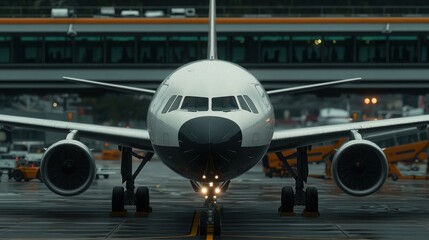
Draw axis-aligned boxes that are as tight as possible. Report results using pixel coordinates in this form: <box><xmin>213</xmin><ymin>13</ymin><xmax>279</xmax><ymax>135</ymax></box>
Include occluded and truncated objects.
<box><xmin>111</xmin><ymin>146</ymin><xmax>154</xmax><ymax>215</ymax></box>
<box><xmin>191</xmin><ymin>180</ymin><xmax>228</xmax><ymax>237</ymax></box>
<box><xmin>276</xmin><ymin>146</ymin><xmax>319</xmax><ymax>216</ymax></box>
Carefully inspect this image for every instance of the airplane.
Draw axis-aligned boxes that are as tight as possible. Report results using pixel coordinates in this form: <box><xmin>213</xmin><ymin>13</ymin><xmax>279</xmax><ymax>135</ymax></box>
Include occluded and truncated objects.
<box><xmin>2</xmin><ymin>0</ymin><xmax>429</xmax><ymax>236</ymax></box>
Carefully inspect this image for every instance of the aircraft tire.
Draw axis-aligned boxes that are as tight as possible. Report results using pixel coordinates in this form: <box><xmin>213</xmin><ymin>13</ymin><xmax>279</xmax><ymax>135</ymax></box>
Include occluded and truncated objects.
<box><xmin>135</xmin><ymin>186</ymin><xmax>150</xmax><ymax>212</ymax></box>
<box><xmin>280</xmin><ymin>186</ymin><xmax>294</xmax><ymax>213</ymax></box>
<box><xmin>112</xmin><ymin>186</ymin><xmax>125</xmax><ymax>212</ymax></box>
<box><xmin>199</xmin><ymin>211</ymin><xmax>207</xmax><ymax>236</ymax></box>
<box><xmin>305</xmin><ymin>187</ymin><xmax>318</xmax><ymax>213</ymax></box>
<box><xmin>13</xmin><ymin>170</ymin><xmax>24</xmax><ymax>182</ymax></box>
<box><xmin>214</xmin><ymin>210</ymin><xmax>221</xmax><ymax>236</ymax></box>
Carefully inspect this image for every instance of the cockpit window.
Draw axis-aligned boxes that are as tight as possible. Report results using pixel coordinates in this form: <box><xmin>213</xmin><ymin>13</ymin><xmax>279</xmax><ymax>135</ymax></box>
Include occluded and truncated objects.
<box><xmin>243</xmin><ymin>95</ymin><xmax>258</xmax><ymax>113</ymax></box>
<box><xmin>255</xmin><ymin>84</ymin><xmax>271</xmax><ymax>110</ymax></box>
<box><xmin>169</xmin><ymin>95</ymin><xmax>182</xmax><ymax>112</ymax></box>
<box><xmin>161</xmin><ymin>95</ymin><xmax>177</xmax><ymax>114</ymax></box>
<box><xmin>212</xmin><ymin>96</ymin><xmax>239</xmax><ymax>112</ymax></box>
<box><xmin>161</xmin><ymin>95</ymin><xmax>182</xmax><ymax>113</ymax></box>
<box><xmin>237</xmin><ymin>95</ymin><xmax>251</xmax><ymax>112</ymax></box>
<box><xmin>181</xmin><ymin>96</ymin><xmax>208</xmax><ymax>111</ymax></box>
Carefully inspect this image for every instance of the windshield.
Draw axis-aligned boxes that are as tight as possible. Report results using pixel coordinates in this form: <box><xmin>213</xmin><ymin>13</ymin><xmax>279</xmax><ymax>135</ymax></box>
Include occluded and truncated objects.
<box><xmin>29</xmin><ymin>145</ymin><xmax>44</xmax><ymax>154</ymax></box>
<box><xmin>181</xmin><ymin>96</ymin><xmax>209</xmax><ymax>112</ymax></box>
<box><xmin>212</xmin><ymin>96</ymin><xmax>239</xmax><ymax>111</ymax></box>
<box><xmin>12</xmin><ymin>144</ymin><xmax>27</xmax><ymax>151</ymax></box>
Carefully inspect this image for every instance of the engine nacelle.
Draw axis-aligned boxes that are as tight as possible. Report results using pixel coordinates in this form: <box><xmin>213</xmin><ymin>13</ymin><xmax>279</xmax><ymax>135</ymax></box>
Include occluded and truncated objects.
<box><xmin>41</xmin><ymin>139</ymin><xmax>96</xmax><ymax>196</ymax></box>
<box><xmin>331</xmin><ymin>140</ymin><xmax>388</xmax><ymax>197</ymax></box>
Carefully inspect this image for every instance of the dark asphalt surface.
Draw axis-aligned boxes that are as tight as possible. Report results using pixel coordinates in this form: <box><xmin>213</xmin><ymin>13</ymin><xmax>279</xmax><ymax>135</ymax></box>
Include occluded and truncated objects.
<box><xmin>0</xmin><ymin>158</ymin><xmax>428</xmax><ymax>239</ymax></box>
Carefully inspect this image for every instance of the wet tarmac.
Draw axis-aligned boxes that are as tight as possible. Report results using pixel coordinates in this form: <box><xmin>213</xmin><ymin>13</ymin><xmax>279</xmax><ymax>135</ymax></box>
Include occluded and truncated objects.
<box><xmin>0</xmin><ymin>158</ymin><xmax>428</xmax><ymax>239</ymax></box>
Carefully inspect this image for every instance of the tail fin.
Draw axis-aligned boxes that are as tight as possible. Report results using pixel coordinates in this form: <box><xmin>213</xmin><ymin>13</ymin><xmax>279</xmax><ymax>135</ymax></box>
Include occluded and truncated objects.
<box><xmin>207</xmin><ymin>0</ymin><xmax>217</xmax><ymax>60</ymax></box>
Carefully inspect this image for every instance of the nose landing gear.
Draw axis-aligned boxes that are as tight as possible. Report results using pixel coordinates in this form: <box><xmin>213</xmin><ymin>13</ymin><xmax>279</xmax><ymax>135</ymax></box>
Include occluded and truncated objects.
<box><xmin>191</xmin><ymin>180</ymin><xmax>228</xmax><ymax>238</ymax></box>
<box><xmin>199</xmin><ymin>202</ymin><xmax>222</xmax><ymax>237</ymax></box>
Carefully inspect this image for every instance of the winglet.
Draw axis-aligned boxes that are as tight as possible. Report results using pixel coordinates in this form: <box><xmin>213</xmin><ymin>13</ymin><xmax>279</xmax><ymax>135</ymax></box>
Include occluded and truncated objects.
<box><xmin>266</xmin><ymin>77</ymin><xmax>362</xmax><ymax>95</ymax></box>
<box><xmin>207</xmin><ymin>0</ymin><xmax>217</xmax><ymax>60</ymax></box>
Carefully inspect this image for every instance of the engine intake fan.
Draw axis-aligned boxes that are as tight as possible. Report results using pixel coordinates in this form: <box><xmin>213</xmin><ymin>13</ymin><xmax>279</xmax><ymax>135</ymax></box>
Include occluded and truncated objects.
<box><xmin>332</xmin><ymin>140</ymin><xmax>388</xmax><ymax>197</ymax></box>
<box><xmin>41</xmin><ymin>140</ymin><xmax>96</xmax><ymax>196</ymax></box>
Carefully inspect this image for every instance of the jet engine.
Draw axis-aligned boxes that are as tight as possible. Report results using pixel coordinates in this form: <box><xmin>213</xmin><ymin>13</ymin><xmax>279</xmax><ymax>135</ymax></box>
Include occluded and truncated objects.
<box><xmin>331</xmin><ymin>140</ymin><xmax>388</xmax><ymax>197</ymax></box>
<box><xmin>41</xmin><ymin>139</ymin><xmax>96</xmax><ymax>196</ymax></box>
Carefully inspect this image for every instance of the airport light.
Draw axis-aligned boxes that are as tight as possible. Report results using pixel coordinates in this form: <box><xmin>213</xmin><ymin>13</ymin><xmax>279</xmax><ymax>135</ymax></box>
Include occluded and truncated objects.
<box><xmin>364</xmin><ymin>97</ymin><xmax>378</xmax><ymax>105</ymax></box>
<box><xmin>314</xmin><ymin>39</ymin><xmax>322</xmax><ymax>45</ymax></box>
<box><xmin>364</xmin><ymin>98</ymin><xmax>371</xmax><ymax>105</ymax></box>
<box><xmin>67</xmin><ymin>112</ymin><xmax>73</xmax><ymax>122</ymax></box>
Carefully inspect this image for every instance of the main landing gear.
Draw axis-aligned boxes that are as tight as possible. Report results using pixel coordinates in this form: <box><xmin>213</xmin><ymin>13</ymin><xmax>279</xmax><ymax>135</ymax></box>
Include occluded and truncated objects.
<box><xmin>111</xmin><ymin>146</ymin><xmax>154</xmax><ymax>216</ymax></box>
<box><xmin>191</xmin><ymin>180</ymin><xmax>229</xmax><ymax>238</ymax></box>
<box><xmin>276</xmin><ymin>146</ymin><xmax>319</xmax><ymax>216</ymax></box>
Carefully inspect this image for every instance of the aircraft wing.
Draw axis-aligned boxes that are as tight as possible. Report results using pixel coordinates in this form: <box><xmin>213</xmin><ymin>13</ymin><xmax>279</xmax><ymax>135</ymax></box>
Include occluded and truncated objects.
<box><xmin>0</xmin><ymin>114</ymin><xmax>153</xmax><ymax>151</ymax></box>
<box><xmin>269</xmin><ymin>115</ymin><xmax>429</xmax><ymax>152</ymax></box>
<box><xmin>63</xmin><ymin>77</ymin><xmax>156</xmax><ymax>95</ymax></box>
<box><xmin>266</xmin><ymin>77</ymin><xmax>361</xmax><ymax>95</ymax></box>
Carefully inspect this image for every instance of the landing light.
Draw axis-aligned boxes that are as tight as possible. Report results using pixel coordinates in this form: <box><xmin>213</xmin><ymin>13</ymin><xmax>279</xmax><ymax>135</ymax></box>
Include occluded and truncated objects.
<box><xmin>215</xmin><ymin>175</ymin><xmax>219</xmax><ymax>180</ymax></box>
<box><xmin>215</xmin><ymin>187</ymin><xmax>221</xmax><ymax>194</ymax></box>
<box><xmin>209</xmin><ymin>182</ymin><xmax>213</xmax><ymax>187</ymax></box>
<box><xmin>201</xmin><ymin>187</ymin><xmax>208</xmax><ymax>194</ymax></box>
<box><xmin>202</xmin><ymin>175</ymin><xmax>206</xmax><ymax>180</ymax></box>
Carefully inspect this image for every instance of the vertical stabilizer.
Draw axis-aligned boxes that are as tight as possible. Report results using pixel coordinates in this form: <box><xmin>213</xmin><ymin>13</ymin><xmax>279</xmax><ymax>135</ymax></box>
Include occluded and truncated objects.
<box><xmin>208</xmin><ymin>0</ymin><xmax>217</xmax><ymax>60</ymax></box>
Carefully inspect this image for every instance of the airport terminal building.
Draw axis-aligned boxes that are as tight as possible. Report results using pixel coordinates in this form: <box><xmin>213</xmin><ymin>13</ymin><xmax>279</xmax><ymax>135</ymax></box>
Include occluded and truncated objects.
<box><xmin>1</xmin><ymin>2</ymin><xmax>429</xmax><ymax>239</ymax></box>
<box><xmin>0</xmin><ymin>2</ymin><xmax>429</xmax><ymax>93</ymax></box>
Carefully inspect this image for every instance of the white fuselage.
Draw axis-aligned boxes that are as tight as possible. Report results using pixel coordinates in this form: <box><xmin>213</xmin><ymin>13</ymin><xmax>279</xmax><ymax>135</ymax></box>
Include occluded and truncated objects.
<box><xmin>147</xmin><ymin>60</ymin><xmax>274</xmax><ymax>182</ymax></box>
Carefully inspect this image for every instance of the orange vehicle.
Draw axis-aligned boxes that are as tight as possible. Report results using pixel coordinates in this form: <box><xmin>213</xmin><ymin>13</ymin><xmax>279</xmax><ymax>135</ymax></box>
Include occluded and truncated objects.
<box><xmin>12</xmin><ymin>161</ymin><xmax>42</xmax><ymax>182</ymax></box>
<box><xmin>359</xmin><ymin>128</ymin><xmax>429</xmax><ymax>180</ymax></box>
<box><xmin>95</xmin><ymin>142</ymin><xmax>121</xmax><ymax>160</ymax></box>
<box><xmin>264</xmin><ymin>127</ymin><xmax>429</xmax><ymax>180</ymax></box>
<box><xmin>322</xmin><ymin>128</ymin><xmax>429</xmax><ymax>179</ymax></box>
<box><xmin>100</xmin><ymin>149</ymin><xmax>121</xmax><ymax>160</ymax></box>
<box><xmin>263</xmin><ymin>138</ymin><xmax>346</xmax><ymax>177</ymax></box>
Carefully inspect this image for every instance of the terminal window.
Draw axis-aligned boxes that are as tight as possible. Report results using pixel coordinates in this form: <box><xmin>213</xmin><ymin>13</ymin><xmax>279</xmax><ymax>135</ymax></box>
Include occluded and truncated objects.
<box><xmin>14</xmin><ymin>36</ymin><xmax>43</xmax><ymax>63</ymax></box>
<box><xmin>76</xmin><ymin>36</ymin><xmax>103</xmax><ymax>63</ymax></box>
<box><xmin>139</xmin><ymin>36</ymin><xmax>166</xmax><ymax>63</ymax></box>
<box><xmin>106</xmin><ymin>36</ymin><xmax>135</xmax><ymax>63</ymax></box>
<box><xmin>45</xmin><ymin>36</ymin><xmax>72</xmax><ymax>63</ymax></box>
<box><xmin>0</xmin><ymin>37</ymin><xmax>10</xmax><ymax>63</ymax></box>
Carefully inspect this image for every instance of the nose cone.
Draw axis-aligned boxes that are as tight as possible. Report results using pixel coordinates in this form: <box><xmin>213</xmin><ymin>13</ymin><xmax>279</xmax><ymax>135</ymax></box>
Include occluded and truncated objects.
<box><xmin>179</xmin><ymin>117</ymin><xmax>242</xmax><ymax>178</ymax></box>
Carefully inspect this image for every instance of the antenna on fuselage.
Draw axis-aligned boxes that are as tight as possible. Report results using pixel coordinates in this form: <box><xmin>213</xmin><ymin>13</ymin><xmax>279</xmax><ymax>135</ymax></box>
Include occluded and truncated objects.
<box><xmin>208</xmin><ymin>0</ymin><xmax>217</xmax><ymax>60</ymax></box>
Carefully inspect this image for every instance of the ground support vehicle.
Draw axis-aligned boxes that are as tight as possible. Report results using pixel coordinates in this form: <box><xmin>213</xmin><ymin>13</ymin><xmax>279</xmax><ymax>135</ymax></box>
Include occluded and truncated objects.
<box><xmin>0</xmin><ymin>153</ymin><xmax>17</xmax><ymax>180</ymax></box>
<box><xmin>263</xmin><ymin>139</ymin><xmax>346</xmax><ymax>178</ymax></box>
<box><xmin>12</xmin><ymin>161</ymin><xmax>42</xmax><ymax>182</ymax></box>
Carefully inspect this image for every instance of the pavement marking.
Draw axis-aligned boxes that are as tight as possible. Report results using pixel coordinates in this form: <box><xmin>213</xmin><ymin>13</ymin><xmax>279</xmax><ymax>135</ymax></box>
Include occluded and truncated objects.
<box><xmin>206</xmin><ymin>223</ymin><xmax>214</xmax><ymax>240</ymax></box>
<box><xmin>188</xmin><ymin>210</ymin><xmax>200</xmax><ymax>237</ymax></box>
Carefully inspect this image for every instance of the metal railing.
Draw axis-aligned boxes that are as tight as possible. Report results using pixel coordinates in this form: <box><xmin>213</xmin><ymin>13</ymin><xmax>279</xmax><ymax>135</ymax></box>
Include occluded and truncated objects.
<box><xmin>0</xmin><ymin>6</ymin><xmax>429</xmax><ymax>18</ymax></box>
